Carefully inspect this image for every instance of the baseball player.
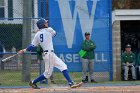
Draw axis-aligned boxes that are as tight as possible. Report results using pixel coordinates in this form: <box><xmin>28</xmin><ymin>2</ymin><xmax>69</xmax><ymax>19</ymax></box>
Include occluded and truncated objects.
<box><xmin>18</xmin><ymin>18</ymin><xmax>83</xmax><ymax>89</ymax></box>
<box><xmin>121</xmin><ymin>44</ymin><xmax>136</xmax><ymax>80</ymax></box>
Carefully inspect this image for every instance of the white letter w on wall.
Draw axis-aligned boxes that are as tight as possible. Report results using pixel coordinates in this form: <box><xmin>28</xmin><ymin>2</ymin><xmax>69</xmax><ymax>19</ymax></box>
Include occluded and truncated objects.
<box><xmin>57</xmin><ymin>0</ymin><xmax>97</xmax><ymax>48</ymax></box>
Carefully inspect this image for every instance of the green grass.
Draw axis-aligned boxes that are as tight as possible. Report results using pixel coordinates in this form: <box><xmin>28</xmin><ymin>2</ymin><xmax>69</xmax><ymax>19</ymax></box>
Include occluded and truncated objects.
<box><xmin>0</xmin><ymin>70</ymin><xmax>82</xmax><ymax>86</ymax></box>
<box><xmin>0</xmin><ymin>70</ymin><xmax>29</xmax><ymax>86</ymax></box>
<box><xmin>0</xmin><ymin>70</ymin><xmax>140</xmax><ymax>86</ymax></box>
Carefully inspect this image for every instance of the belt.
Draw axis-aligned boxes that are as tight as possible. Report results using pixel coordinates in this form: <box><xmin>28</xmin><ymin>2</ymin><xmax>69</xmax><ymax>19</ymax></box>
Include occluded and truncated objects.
<box><xmin>44</xmin><ymin>50</ymin><xmax>54</xmax><ymax>52</ymax></box>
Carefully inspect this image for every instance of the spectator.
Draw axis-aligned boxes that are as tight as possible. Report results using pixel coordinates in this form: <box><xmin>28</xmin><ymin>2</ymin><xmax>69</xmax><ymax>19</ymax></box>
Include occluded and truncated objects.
<box><xmin>11</xmin><ymin>46</ymin><xmax>17</xmax><ymax>62</ymax></box>
<box><xmin>37</xmin><ymin>45</ymin><xmax>56</xmax><ymax>84</ymax></box>
<box><xmin>80</xmin><ymin>32</ymin><xmax>97</xmax><ymax>83</ymax></box>
<box><xmin>121</xmin><ymin>44</ymin><xmax>136</xmax><ymax>80</ymax></box>
<box><xmin>11</xmin><ymin>46</ymin><xmax>16</xmax><ymax>52</ymax></box>
<box><xmin>0</xmin><ymin>42</ymin><xmax>4</xmax><ymax>70</ymax></box>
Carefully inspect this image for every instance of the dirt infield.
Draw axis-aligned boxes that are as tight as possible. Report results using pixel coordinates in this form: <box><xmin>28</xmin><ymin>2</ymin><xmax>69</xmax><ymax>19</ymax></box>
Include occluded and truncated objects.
<box><xmin>0</xmin><ymin>85</ymin><xmax>140</xmax><ymax>93</ymax></box>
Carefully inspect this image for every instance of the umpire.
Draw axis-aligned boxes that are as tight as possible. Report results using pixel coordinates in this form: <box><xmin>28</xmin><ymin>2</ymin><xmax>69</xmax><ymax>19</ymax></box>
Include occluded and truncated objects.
<box><xmin>80</xmin><ymin>32</ymin><xmax>97</xmax><ymax>83</ymax></box>
<box><xmin>121</xmin><ymin>44</ymin><xmax>136</xmax><ymax>80</ymax></box>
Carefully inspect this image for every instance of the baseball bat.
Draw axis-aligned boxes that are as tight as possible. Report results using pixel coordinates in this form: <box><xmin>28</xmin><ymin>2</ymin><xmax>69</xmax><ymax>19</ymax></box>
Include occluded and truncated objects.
<box><xmin>2</xmin><ymin>53</ymin><xmax>19</xmax><ymax>62</ymax></box>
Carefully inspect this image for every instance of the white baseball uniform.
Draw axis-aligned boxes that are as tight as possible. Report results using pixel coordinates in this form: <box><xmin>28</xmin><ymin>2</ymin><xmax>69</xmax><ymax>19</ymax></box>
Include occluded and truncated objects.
<box><xmin>31</xmin><ymin>27</ymin><xmax>67</xmax><ymax>78</ymax></box>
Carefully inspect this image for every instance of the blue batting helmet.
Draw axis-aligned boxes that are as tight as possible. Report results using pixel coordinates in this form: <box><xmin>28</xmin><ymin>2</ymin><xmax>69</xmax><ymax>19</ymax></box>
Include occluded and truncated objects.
<box><xmin>37</xmin><ymin>18</ymin><xmax>48</xmax><ymax>29</ymax></box>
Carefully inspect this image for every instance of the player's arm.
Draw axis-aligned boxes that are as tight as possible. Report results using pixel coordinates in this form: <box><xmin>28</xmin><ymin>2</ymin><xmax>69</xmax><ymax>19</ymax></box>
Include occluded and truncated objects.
<box><xmin>51</xmin><ymin>29</ymin><xmax>56</xmax><ymax>37</ymax></box>
<box><xmin>18</xmin><ymin>44</ymin><xmax>36</xmax><ymax>54</ymax></box>
<box><xmin>18</xmin><ymin>34</ymin><xmax>39</xmax><ymax>54</ymax></box>
<box><xmin>47</xmin><ymin>27</ymin><xmax>56</xmax><ymax>37</ymax></box>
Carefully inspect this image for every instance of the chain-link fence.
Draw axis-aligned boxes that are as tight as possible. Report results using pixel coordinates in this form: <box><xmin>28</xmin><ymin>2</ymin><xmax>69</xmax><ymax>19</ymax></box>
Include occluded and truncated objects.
<box><xmin>0</xmin><ymin>0</ymin><xmax>112</xmax><ymax>86</ymax></box>
<box><xmin>0</xmin><ymin>18</ymin><xmax>39</xmax><ymax>86</ymax></box>
<box><xmin>0</xmin><ymin>0</ymin><xmax>47</xmax><ymax>86</ymax></box>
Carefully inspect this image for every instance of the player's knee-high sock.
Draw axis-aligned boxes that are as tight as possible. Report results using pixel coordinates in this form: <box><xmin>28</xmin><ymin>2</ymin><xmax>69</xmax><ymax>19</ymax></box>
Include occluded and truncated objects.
<box><xmin>33</xmin><ymin>74</ymin><xmax>46</xmax><ymax>84</ymax></box>
<box><xmin>62</xmin><ymin>70</ymin><xmax>73</xmax><ymax>83</ymax></box>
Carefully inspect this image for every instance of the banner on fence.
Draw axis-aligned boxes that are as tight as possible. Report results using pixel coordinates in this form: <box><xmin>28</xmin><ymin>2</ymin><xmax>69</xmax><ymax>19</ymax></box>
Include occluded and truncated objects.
<box><xmin>48</xmin><ymin>0</ymin><xmax>112</xmax><ymax>72</ymax></box>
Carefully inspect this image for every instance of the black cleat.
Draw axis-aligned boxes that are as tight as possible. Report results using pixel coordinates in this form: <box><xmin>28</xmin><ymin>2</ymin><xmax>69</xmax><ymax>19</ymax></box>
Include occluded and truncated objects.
<box><xmin>91</xmin><ymin>79</ymin><xmax>98</xmax><ymax>83</ymax></box>
<box><xmin>82</xmin><ymin>76</ymin><xmax>88</xmax><ymax>83</ymax></box>
<box><xmin>85</xmin><ymin>76</ymin><xmax>88</xmax><ymax>82</ymax></box>
<box><xmin>29</xmin><ymin>81</ymin><xmax>40</xmax><ymax>89</ymax></box>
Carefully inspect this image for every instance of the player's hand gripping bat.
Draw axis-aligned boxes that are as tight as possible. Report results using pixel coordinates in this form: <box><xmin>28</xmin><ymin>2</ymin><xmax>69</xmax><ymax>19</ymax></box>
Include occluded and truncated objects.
<box><xmin>2</xmin><ymin>49</ymin><xmax>27</xmax><ymax>62</ymax></box>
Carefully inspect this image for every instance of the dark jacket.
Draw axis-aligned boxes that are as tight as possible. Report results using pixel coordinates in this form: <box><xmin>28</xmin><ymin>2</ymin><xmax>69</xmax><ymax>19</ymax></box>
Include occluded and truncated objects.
<box><xmin>137</xmin><ymin>53</ymin><xmax>140</xmax><ymax>66</ymax></box>
<box><xmin>37</xmin><ymin>45</ymin><xmax>43</xmax><ymax>60</ymax></box>
<box><xmin>0</xmin><ymin>44</ymin><xmax>3</xmax><ymax>58</ymax></box>
<box><xmin>121</xmin><ymin>51</ymin><xmax>135</xmax><ymax>65</ymax></box>
<box><xmin>81</xmin><ymin>40</ymin><xmax>96</xmax><ymax>59</ymax></box>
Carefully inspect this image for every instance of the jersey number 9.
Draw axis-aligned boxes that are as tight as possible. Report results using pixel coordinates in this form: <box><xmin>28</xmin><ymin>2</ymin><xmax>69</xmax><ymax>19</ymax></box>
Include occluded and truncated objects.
<box><xmin>40</xmin><ymin>34</ymin><xmax>43</xmax><ymax>42</ymax></box>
